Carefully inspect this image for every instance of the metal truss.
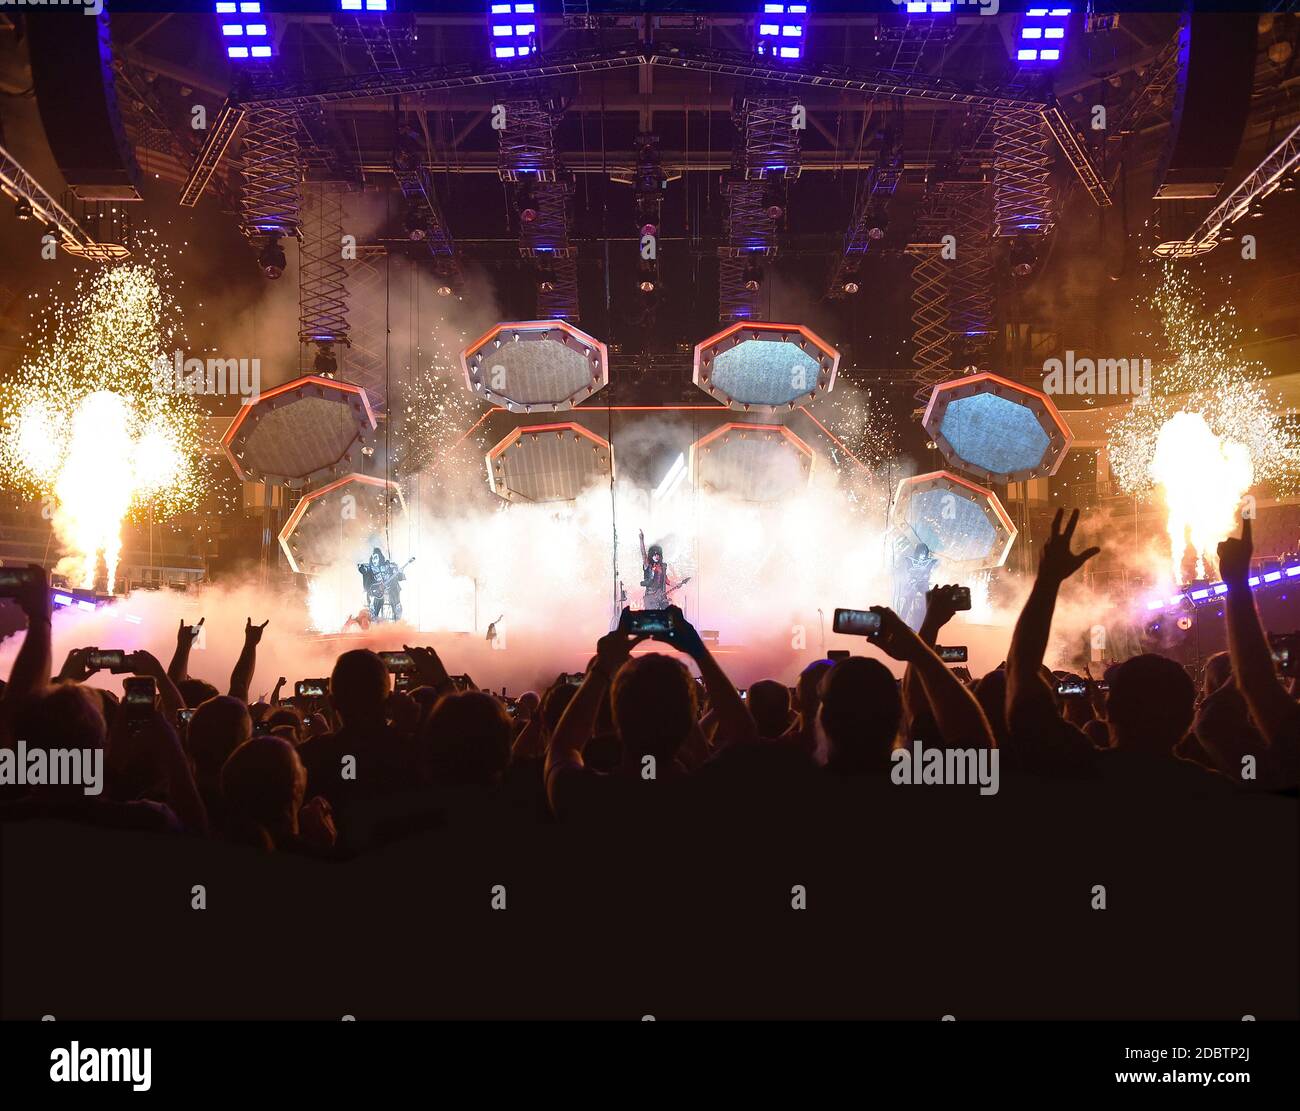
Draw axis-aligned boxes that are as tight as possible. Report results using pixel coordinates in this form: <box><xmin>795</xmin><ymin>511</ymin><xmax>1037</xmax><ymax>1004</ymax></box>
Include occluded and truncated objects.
<box><xmin>827</xmin><ymin>143</ymin><xmax>903</xmax><ymax>298</ymax></box>
<box><xmin>537</xmin><ymin>256</ymin><xmax>580</xmax><ymax>320</ymax></box>
<box><xmin>342</xmin><ymin>245</ymin><xmax>390</xmax><ymax>404</ymax></box>
<box><xmin>739</xmin><ymin>97</ymin><xmax>804</xmax><ymax>181</ymax></box>
<box><xmin>1109</xmin><ymin>31</ymin><xmax>1181</xmax><ymax>141</ymax></box>
<box><xmin>0</xmin><ymin>141</ymin><xmax>128</xmax><ymax>261</ymax></box>
<box><xmin>498</xmin><ymin>96</ymin><xmax>578</xmax><ymax>319</ymax></box>
<box><xmin>908</xmin><ymin>253</ymin><xmax>952</xmax><ymax>394</ymax></box>
<box><xmin>114</xmin><ymin>58</ymin><xmax>234</xmax><ymax>200</ymax></box>
<box><xmin>909</xmin><ymin>181</ymin><xmax>987</xmax><ymax>400</ymax></box>
<box><xmin>332</xmin><ymin>11</ymin><xmax>415</xmax><ymax>73</ymax></box>
<box><xmin>228</xmin><ymin>44</ymin><xmax>1046</xmax><ymax>114</ymax></box>
<box><xmin>497</xmin><ymin>98</ymin><xmax>563</xmax><ymax>183</ymax></box>
<box><xmin>718</xmin><ymin>93</ymin><xmax>801</xmax><ymax>321</ymax></box>
<box><xmin>1160</xmin><ymin>116</ymin><xmax>1300</xmax><ymax>257</ymax></box>
<box><xmin>993</xmin><ymin>109</ymin><xmax>1056</xmax><ymax>237</ymax></box>
<box><xmin>392</xmin><ymin>163</ymin><xmax>456</xmax><ymax>257</ymax></box>
<box><xmin>940</xmin><ymin>181</ymin><xmax>995</xmax><ymax>372</ymax></box>
<box><xmin>238</xmin><ymin>105</ymin><xmax>302</xmax><ymax>242</ymax></box>
<box><xmin>184</xmin><ymin>42</ymin><xmax>1110</xmax><ymax>207</ymax></box>
<box><xmin>298</xmin><ymin>181</ymin><xmax>350</xmax><ymax>354</ymax></box>
<box><xmin>1040</xmin><ymin>105</ymin><xmax>1110</xmax><ymax>209</ymax></box>
<box><xmin>876</xmin><ymin>13</ymin><xmax>957</xmax><ymax>71</ymax></box>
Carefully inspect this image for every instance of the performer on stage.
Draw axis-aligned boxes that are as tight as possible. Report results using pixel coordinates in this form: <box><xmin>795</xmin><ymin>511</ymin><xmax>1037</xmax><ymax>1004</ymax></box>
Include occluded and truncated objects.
<box><xmin>891</xmin><ymin>536</ymin><xmax>939</xmax><ymax>631</ymax></box>
<box><xmin>358</xmin><ymin>547</ymin><xmax>406</xmax><ymax>622</ymax></box>
<box><xmin>639</xmin><ymin>528</ymin><xmax>686</xmax><ymax>610</ymax></box>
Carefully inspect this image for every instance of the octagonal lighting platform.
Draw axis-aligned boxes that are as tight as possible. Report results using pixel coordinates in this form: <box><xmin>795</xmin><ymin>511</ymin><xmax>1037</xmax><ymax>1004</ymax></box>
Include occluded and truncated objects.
<box><xmin>693</xmin><ymin>321</ymin><xmax>838</xmax><ymax>412</ymax></box>
<box><xmin>460</xmin><ymin>319</ymin><xmax>608</xmax><ymax>413</ymax></box>
<box><xmin>922</xmin><ymin>372</ymin><xmax>1071</xmax><ymax>484</ymax></box>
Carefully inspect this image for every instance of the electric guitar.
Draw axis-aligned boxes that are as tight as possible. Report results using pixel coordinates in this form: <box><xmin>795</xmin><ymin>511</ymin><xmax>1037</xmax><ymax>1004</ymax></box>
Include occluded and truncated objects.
<box><xmin>367</xmin><ymin>557</ymin><xmax>414</xmax><ymax>598</ymax></box>
<box><xmin>664</xmin><ymin>576</ymin><xmax>692</xmax><ymax>597</ymax></box>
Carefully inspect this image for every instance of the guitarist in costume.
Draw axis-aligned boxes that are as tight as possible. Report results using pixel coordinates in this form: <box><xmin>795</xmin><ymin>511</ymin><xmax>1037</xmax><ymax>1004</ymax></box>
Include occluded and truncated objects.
<box><xmin>358</xmin><ymin>548</ymin><xmax>410</xmax><ymax>622</ymax></box>
<box><xmin>638</xmin><ymin>529</ymin><xmax>689</xmax><ymax>610</ymax></box>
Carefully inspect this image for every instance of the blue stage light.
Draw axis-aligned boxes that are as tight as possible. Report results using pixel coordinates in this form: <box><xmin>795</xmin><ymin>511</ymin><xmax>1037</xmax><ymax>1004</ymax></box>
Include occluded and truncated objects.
<box><xmin>217</xmin><ymin>1</ymin><xmax>275</xmax><ymax>61</ymax></box>
<box><xmin>488</xmin><ymin>2</ymin><xmax>539</xmax><ymax>61</ymax></box>
<box><xmin>756</xmin><ymin>3</ymin><xmax>808</xmax><ymax>62</ymax></box>
<box><xmin>1017</xmin><ymin>7</ymin><xmax>1070</xmax><ymax>67</ymax></box>
<box><xmin>1144</xmin><ymin>563</ymin><xmax>1300</xmax><ymax>613</ymax></box>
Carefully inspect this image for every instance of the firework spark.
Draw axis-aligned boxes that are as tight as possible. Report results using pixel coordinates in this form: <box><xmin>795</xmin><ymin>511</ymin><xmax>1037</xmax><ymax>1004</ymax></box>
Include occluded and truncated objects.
<box><xmin>0</xmin><ymin>263</ymin><xmax>204</xmax><ymax>589</ymax></box>
<box><xmin>1108</xmin><ymin>265</ymin><xmax>1295</xmax><ymax>583</ymax></box>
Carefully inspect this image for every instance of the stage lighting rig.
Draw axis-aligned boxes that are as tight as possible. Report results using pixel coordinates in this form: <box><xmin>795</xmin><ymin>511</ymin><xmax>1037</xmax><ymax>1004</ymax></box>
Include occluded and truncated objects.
<box><xmin>1016</xmin><ymin>7</ymin><xmax>1072</xmax><ymax>67</ymax></box>
<box><xmin>313</xmin><ymin>344</ymin><xmax>339</xmax><ymax>377</ymax></box>
<box><xmin>14</xmin><ymin>198</ymin><xmax>31</xmax><ymax>220</ymax></box>
<box><xmin>756</xmin><ymin>3</ymin><xmax>810</xmax><ymax>62</ymax></box>
<box><xmin>258</xmin><ymin>236</ymin><xmax>287</xmax><ymax>280</ymax></box>
<box><xmin>1009</xmin><ymin>238</ymin><xmax>1040</xmax><ymax>278</ymax></box>
<box><xmin>488</xmin><ymin>2</ymin><xmax>540</xmax><ymax>61</ymax></box>
<box><xmin>215</xmin><ymin>2</ymin><xmax>275</xmax><ymax>62</ymax></box>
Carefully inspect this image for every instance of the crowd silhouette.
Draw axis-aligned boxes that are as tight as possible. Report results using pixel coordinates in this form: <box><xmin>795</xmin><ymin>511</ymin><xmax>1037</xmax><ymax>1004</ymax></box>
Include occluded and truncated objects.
<box><xmin>1</xmin><ymin>510</ymin><xmax>1296</xmax><ymax>855</ymax></box>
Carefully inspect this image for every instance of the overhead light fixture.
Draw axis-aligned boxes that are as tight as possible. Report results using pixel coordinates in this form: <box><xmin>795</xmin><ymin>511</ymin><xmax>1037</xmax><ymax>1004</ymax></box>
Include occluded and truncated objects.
<box><xmin>14</xmin><ymin>198</ymin><xmax>33</xmax><ymax>221</ymax></box>
<box><xmin>487</xmin><ymin>2</ymin><xmax>540</xmax><ymax>61</ymax></box>
<box><xmin>1015</xmin><ymin>6</ymin><xmax>1071</xmax><ymax>67</ymax></box>
<box><xmin>216</xmin><ymin>1</ymin><xmax>275</xmax><ymax>62</ymax></box>
<box><xmin>756</xmin><ymin>2</ymin><xmax>809</xmax><ymax>62</ymax></box>
<box><xmin>258</xmin><ymin>237</ymin><xmax>286</xmax><ymax>280</ymax></box>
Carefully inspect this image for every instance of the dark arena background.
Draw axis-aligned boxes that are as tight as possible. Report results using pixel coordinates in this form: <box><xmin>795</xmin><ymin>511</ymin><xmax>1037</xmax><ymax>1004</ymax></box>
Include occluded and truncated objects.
<box><xmin>0</xmin><ymin>0</ymin><xmax>1296</xmax><ymax>1088</ymax></box>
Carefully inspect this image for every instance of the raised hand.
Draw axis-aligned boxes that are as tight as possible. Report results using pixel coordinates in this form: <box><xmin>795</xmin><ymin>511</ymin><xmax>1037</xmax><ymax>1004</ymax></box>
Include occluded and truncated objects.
<box><xmin>404</xmin><ymin>644</ymin><xmax>451</xmax><ymax>691</ymax></box>
<box><xmin>923</xmin><ymin>584</ymin><xmax>962</xmax><ymax>632</ymax></box>
<box><xmin>130</xmin><ymin>650</ymin><xmax>167</xmax><ymax>680</ymax></box>
<box><xmin>1217</xmin><ymin>516</ymin><xmax>1253</xmax><ymax>586</ymax></box>
<box><xmin>867</xmin><ymin>605</ymin><xmax>926</xmax><ymax>664</ymax></box>
<box><xmin>14</xmin><ymin>563</ymin><xmax>50</xmax><ymax>625</ymax></box>
<box><xmin>597</xmin><ymin>610</ymin><xmax>648</xmax><ymax>673</ymax></box>
<box><xmin>177</xmin><ymin>617</ymin><xmax>204</xmax><ymax>644</ymax></box>
<box><xmin>655</xmin><ymin>604</ymin><xmax>707</xmax><ymax>661</ymax></box>
<box><xmin>1038</xmin><ymin>508</ymin><xmax>1100</xmax><ymax>586</ymax></box>
<box><xmin>244</xmin><ymin>618</ymin><xmax>270</xmax><ymax>645</ymax></box>
<box><xmin>58</xmin><ymin>648</ymin><xmax>95</xmax><ymax>682</ymax></box>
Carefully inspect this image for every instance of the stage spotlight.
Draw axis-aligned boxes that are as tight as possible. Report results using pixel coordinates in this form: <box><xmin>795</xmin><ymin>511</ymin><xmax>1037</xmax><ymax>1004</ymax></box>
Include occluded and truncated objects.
<box><xmin>1010</xmin><ymin>238</ymin><xmax>1038</xmax><ymax>278</ymax></box>
<box><xmin>742</xmin><ymin>261</ymin><xmax>764</xmax><ymax>292</ymax></box>
<box><xmin>313</xmin><ymin>344</ymin><xmax>338</xmax><ymax>377</ymax></box>
<box><xmin>867</xmin><ymin>213</ymin><xmax>888</xmax><ymax>240</ymax></box>
<box><xmin>639</xmin><ymin>279</ymin><xmax>657</xmax><ymax>294</ymax></box>
<box><xmin>841</xmin><ymin>280</ymin><xmax>860</xmax><ymax>295</ymax></box>
<box><xmin>640</xmin><ymin>222</ymin><xmax>658</xmax><ymax>238</ymax></box>
<box><xmin>436</xmin><ymin>283</ymin><xmax>454</xmax><ymax>297</ymax></box>
<box><xmin>405</xmin><ymin>207</ymin><xmax>428</xmax><ymax>240</ymax></box>
<box><xmin>538</xmin><ymin>279</ymin><xmax>556</xmax><ymax>294</ymax></box>
<box><xmin>520</xmin><ymin>206</ymin><xmax>538</xmax><ymax>224</ymax></box>
<box><xmin>14</xmin><ymin>198</ymin><xmax>32</xmax><ymax>220</ymax></box>
<box><xmin>766</xmin><ymin>203</ymin><xmax>784</xmax><ymax>221</ymax></box>
<box><xmin>257</xmin><ymin>237</ymin><xmax>286</xmax><ymax>280</ymax></box>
